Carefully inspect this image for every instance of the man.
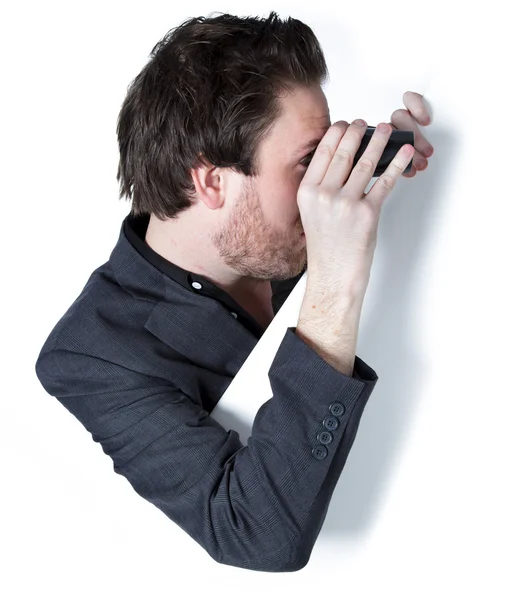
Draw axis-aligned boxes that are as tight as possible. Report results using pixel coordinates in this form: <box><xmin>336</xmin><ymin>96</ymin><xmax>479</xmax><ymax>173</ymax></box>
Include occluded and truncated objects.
<box><xmin>35</xmin><ymin>11</ymin><xmax>432</xmax><ymax>572</ymax></box>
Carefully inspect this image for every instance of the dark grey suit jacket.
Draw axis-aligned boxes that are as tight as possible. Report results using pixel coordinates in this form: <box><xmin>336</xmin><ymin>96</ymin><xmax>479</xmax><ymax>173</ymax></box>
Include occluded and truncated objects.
<box><xmin>35</xmin><ymin>212</ymin><xmax>378</xmax><ymax>572</ymax></box>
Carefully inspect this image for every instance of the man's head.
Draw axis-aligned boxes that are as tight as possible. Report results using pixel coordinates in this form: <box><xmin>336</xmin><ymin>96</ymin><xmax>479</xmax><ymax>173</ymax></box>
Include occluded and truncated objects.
<box><xmin>204</xmin><ymin>84</ymin><xmax>331</xmax><ymax>281</ymax></box>
<box><xmin>117</xmin><ymin>11</ymin><xmax>331</xmax><ymax>282</ymax></box>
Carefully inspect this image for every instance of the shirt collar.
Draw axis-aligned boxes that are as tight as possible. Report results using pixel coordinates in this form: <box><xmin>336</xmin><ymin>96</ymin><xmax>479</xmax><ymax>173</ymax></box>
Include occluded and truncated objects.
<box><xmin>123</xmin><ymin>211</ymin><xmax>215</xmax><ymax>291</ymax></box>
<box><xmin>122</xmin><ymin>211</ymin><xmax>306</xmax><ymax>301</ymax></box>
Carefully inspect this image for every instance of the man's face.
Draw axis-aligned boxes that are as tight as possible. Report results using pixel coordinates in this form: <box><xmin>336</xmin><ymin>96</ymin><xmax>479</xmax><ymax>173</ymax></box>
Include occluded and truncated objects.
<box><xmin>211</xmin><ymin>84</ymin><xmax>331</xmax><ymax>282</ymax></box>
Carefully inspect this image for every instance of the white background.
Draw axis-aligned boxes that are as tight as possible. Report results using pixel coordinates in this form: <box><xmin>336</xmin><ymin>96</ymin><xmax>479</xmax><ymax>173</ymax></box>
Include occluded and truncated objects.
<box><xmin>1</xmin><ymin>1</ymin><xmax>510</xmax><ymax>598</ymax></box>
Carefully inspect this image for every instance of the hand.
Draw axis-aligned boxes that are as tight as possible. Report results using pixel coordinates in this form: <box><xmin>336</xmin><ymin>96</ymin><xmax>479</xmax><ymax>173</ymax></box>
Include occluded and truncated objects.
<box><xmin>389</xmin><ymin>91</ymin><xmax>434</xmax><ymax>178</ymax></box>
<box><xmin>298</xmin><ymin>119</ymin><xmax>413</xmax><ymax>301</ymax></box>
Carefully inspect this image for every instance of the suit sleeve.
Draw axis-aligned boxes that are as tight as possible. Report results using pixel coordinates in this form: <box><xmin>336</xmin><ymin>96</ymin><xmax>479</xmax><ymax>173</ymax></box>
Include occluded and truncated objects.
<box><xmin>34</xmin><ymin>326</ymin><xmax>378</xmax><ymax>572</ymax></box>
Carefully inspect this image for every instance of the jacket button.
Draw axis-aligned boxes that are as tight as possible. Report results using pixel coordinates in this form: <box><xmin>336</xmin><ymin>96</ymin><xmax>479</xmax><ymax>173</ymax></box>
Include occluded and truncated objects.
<box><xmin>323</xmin><ymin>416</ymin><xmax>339</xmax><ymax>431</ymax></box>
<box><xmin>312</xmin><ymin>445</ymin><xmax>328</xmax><ymax>460</ymax></box>
<box><xmin>317</xmin><ymin>431</ymin><xmax>333</xmax><ymax>445</ymax></box>
<box><xmin>329</xmin><ymin>402</ymin><xmax>345</xmax><ymax>417</ymax></box>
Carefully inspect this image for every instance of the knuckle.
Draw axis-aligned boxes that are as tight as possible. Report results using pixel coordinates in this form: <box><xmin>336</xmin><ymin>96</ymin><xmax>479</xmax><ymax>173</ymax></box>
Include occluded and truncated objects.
<box><xmin>297</xmin><ymin>182</ymin><xmax>316</xmax><ymax>200</ymax></box>
<box><xmin>356</xmin><ymin>156</ymin><xmax>376</xmax><ymax>172</ymax></box>
<box><xmin>380</xmin><ymin>174</ymin><xmax>395</xmax><ymax>189</ymax></box>
<box><xmin>316</xmin><ymin>144</ymin><xmax>333</xmax><ymax>158</ymax></box>
<box><xmin>381</xmin><ymin>160</ymin><xmax>401</xmax><ymax>180</ymax></box>
<box><xmin>333</xmin><ymin>148</ymin><xmax>352</xmax><ymax>163</ymax></box>
<box><xmin>318</xmin><ymin>185</ymin><xmax>337</xmax><ymax>202</ymax></box>
<box><xmin>390</xmin><ymin>160</ymin><xmax>405</xmax><ymax>175</ymax></box>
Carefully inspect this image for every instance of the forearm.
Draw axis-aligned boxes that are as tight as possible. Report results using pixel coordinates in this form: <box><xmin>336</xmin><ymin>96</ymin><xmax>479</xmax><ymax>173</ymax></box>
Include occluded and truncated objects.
<box><xmin>296</xmin><ymin>284</ymin><xmax>363</xmax><ymax>377</ymax></box>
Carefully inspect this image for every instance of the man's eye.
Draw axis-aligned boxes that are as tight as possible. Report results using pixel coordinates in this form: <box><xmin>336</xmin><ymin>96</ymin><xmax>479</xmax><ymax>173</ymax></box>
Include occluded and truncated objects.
<box><xmin>300</xmin><ymin>153</ymin><xmax>314</xmax><ymax>167</ymax></box>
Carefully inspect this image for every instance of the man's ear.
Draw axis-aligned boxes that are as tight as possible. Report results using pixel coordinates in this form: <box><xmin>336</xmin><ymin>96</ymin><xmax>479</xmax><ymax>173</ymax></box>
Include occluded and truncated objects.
<box><xmin>190</xmin><ymin>156</ymin><xmax>225</xmax><ymax>210</ymax></box>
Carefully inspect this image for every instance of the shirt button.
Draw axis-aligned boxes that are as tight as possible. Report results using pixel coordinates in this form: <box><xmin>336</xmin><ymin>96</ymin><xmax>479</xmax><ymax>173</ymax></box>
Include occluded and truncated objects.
<box><xmin>191</xmin><ymin>281</ymin><xmax>202</xmax><ymax>290</ymax></box>
<box><xmin>231</xmin><ymin>312</ymin><xmax>238</xmax><ymax>318</ymax></box>
<box><xmin>312</xmin><ymin>445</ymin><xmax>328</xmax><ymax>460</ymax></box>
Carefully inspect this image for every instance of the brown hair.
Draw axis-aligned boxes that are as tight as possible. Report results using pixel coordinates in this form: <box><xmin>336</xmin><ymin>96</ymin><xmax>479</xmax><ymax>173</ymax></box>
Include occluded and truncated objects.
<box><xmin>116</xmin><ymin>11</ymin><xmax>329</xmax><ymax>220</ymax></box>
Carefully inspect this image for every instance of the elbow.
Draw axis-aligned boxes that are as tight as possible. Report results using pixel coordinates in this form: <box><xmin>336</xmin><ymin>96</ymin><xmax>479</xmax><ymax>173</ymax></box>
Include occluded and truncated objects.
<box><xmin>211</xmin><ymin>552</ymin><xmax>310</xmax><ymax>573</ymax></box>
<box><xmin>282</xmin><ymin>545</ymin><xmax>312</xmax><ymax>572</ymax></box>
<box><xmin>207</xmin><ymin>533</ymin><xmax>312</xmax><ymax>573</ymax></box>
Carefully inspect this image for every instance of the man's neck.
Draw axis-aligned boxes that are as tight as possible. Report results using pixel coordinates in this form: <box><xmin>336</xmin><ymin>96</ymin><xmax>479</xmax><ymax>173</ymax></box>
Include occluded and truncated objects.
<box><xmin>145</xmin><ymin>215</ymin><xmax>274</xmax><ymax>315</ymax></box>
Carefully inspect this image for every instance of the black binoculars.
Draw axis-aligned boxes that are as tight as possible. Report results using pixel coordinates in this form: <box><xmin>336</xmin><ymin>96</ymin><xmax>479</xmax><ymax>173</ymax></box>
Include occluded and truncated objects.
<box><xmin>353</xmin><ymin>126</ymin><xmax>414</xmax><ymax>176</ymax></box>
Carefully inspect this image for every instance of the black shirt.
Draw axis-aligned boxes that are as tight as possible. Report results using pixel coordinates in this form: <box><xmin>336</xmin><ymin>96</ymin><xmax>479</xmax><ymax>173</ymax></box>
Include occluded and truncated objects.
<box><xmin>124</xmin><ymin>211</ymin><xmax>307</xmax><ymax>340</ymax></box>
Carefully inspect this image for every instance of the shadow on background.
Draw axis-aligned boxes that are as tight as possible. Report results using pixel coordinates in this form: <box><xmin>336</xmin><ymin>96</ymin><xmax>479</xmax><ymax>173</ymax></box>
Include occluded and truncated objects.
<box><xmin>322</xmin><ymin>124</ymin><xmax>458</xmax><ymax>538</ymax></box>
